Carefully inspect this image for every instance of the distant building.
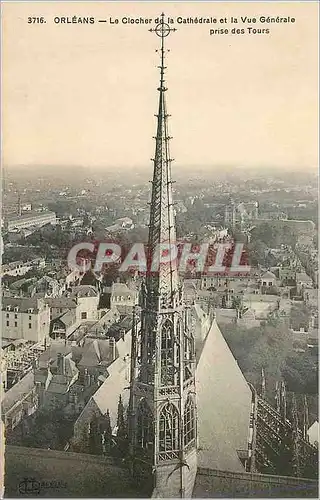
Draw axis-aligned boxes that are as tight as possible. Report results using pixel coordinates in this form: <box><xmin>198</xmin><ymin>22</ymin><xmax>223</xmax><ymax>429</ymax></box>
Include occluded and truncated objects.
<box><xmin>34</xmin><ymin>338</ymin><xmax>118</xmax><ymax>411</ymax></box>
<box><xmin>45</xmin><ymin>297</ymin><xmax>78</xmax><ymax>321</ymax></box>
<box><xmin>260</xmin><ymin>270</ymin><xmax>277</xmax><ymax>289</ymax></box>
<box><xmin>296</xmin><ymin>272</ymin><xmax>313</xmax><ymax>294</ymax></box>
<box><xmin>114</xmin><ymin>217</ymin><xmax>134</xmax><ymax>229</ymax></box>
<box><xmin>50</xmin><ymin>310</ymin><xmax>79</xmax><ymax>340</ymax></box>
<box><xmin>35</xmin><ymin>352</ymin><xmax>79</xmax><ymax>409</ymax></box>
<box><xmin>2</xmin><ymin>297</ymin><xmax>50</xmax><ymax>343</ymax></box>
<box><xmin>2</xmin><ymin>258</ymin><xmax>45</xmax><ymax>277</ymax></box>
<box><xmin>5</xmin><ymin>211</ymin><xmax>56</xmax><ymax>231</ymax></box>
<box><xmin>68</xmin><ymin>285</ymin><xmax>100</xmax><ymax>321</ymax></box>
<box><xmin>110</xmin><ymin>282</ymin><xmax>138</xmax><ymax>315</ymax></box>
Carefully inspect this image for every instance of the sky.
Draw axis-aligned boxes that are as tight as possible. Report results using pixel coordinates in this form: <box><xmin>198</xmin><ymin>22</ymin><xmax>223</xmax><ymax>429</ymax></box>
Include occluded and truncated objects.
<box><xmin>2</xmin><ymin>1</ymin><xmax>319</xmax><ymax>171</ymax></box>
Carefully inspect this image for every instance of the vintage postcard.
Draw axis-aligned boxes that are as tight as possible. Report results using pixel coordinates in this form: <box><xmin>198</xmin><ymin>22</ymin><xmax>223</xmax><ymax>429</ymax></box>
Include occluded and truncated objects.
<box><xmin>1</xmin><ymin>1</ymin><xmax>318</xmax><ymax>498</ymax></box>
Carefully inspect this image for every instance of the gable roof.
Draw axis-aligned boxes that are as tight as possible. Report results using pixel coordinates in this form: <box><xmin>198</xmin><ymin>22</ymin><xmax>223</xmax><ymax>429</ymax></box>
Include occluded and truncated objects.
<box><xmin>196</xmin><ymin>319</ymin><xmax>251</xmax><ymax>472</ymax></box>
<box><xmin>2</xmin><ymin>297</ymin><xmax>42</xmax><ymax>313</ymax></box>
<box><xmin>261</xmin><ymin>270</ymin><xmax>276</xmax><ymax>280</ymax></box>
<box><xmin>69</xmin><ymin>285</ymin><xmax>98</xmax><ymax>298</ymax></box>
<box><xmin>45</xmin><ymin>297</ymin><xmax>77</xmax><ymax>309</ymax></box>
<box><xmin>2</xmin><ymin>371</ymin><xmax>35</xmax><ymax>414</ymax></box>
<box><xmin>78</xmin><ymin>339</ymin><xmax>114</xmax><ymax>368</ymax></box>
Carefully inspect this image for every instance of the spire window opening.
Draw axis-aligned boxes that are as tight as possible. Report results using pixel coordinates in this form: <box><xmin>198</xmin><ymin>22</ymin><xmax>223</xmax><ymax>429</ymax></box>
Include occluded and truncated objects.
<box><xmin>159</xmin><ymin>402</ymin><xmax>179</xmax><ymax>452</ymax></box>
<box><xmin>184</xmin><ymin>334</ymin><xmax>194</xmax><ymax>382</ymax></box>
<box><xmin>160</xmin><ymin>319</ymin><xmax>179</xmax><ymax>386</ymax></box>
<box><xmin>184</xmin><ymin>396</ymin><xmax>195</xmax><ymax>447</ymax></box>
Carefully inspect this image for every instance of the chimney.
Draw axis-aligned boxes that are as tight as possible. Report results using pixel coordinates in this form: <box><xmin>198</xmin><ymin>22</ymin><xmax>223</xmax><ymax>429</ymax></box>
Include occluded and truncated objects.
<box><xmin>109</xmin><ymin>337</ymin><xmax>116</xmax><ymax>361</ymax></box>
<box><xmin>57</xmin><ymin>353</ymin><xmax>64</xmax><ymax>375</ymax></box>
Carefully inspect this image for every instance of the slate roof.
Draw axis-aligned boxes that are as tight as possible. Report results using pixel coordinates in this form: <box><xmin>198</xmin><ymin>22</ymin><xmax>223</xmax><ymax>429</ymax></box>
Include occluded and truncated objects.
<box><xmin>2</xmin><ymin>297</ymin><xmax>42</xmax><ymax>313</ymax></box>
<box><xmin>78</xmin><ymin>339</ymin><xmax>114</xmax><ymax>368</ymax></box>
<box><xmin>261</xmin><ymin>270</ymin><xmax>276</xmax><ymax>280</ymax></box>
<box><xmin>54</xmin><ymin>310</ymin><xmax>77</xmax><ymax>329</ymax></box>
<box><xmin>111</xmin><ymin>282</ymin><xmax>136</xmax><ymax>297</ymax></box>
<box><xmin>2</xmin><ymin>371</ymin><xmax>35</xmax><ymax>414</ymax></box>
<box><xmin>37</xmin><ymin>341</ymin><xmax>83</xmax><ymax>367</ymax></box>
<box><xmin>45</xmin><ymin>297</ymin><xmax>77</xmax><ymax>309</ymax></box>
<box><xmin>70</xmin><ymin>285</ymin><xmax>98</xmax><ymax>298</ymax></box>
<box><xmin>196</xmin><ymin>319</ymin><xmax>251</xmax><ymax>472</ymax></box>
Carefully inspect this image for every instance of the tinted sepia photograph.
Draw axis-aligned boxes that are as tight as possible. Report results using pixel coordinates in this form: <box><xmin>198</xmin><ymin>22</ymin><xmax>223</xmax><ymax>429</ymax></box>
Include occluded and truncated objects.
<box><xmin>0</xmin><ymin>1</ymin><xmax>318</xmax><ymax>498</ymax></box>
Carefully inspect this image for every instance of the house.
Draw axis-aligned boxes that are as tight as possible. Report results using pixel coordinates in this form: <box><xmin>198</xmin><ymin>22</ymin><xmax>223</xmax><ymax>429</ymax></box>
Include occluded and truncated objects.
<box><xmin>72</xmin><ymin>328</ymin><xmax>132</xmax><ymax>447</ymax></box>
<box><xmin>296</xmin><ymin>272</ymin><xmax>313</xmax><ymax>294</ymax></box>
<box><xmin>50</xmin><ymin>310</ymin><xmax>79</xmax><ymax>340</ymax></box>
<box><xmin>29</xmin><ymin>276</ymin><xmax>61</xmax><ymax>298</ymax></box>
<box><xmin>5</xmin><ymin>211</ymin><xmax>56</xmax><ymax>231</ymax></box>
<box><xmin>110</xmin><ymin>282</ymin><xmax>138</xmax><ymax>315</ymax></box>
<box><xmin>242</xmin><ymin>294</ymin><xmax>280</xmax><ymax>320</ymax></box>
<box><xmin>1</xmin><ymin>258</ymin><xmax>45</xmax><ymax>277</ymax></box>
<box><xmin>34</xmin><ymin>352</ymin><xmax>80</xmax><ymax>410</ymax></box>
<box><xmin>1</xmin><ymin>371</ymin><xmax>38</xmax><ymax>432</ymax></box>
<box><xmin>2</xmin><ymin>297</ymin><xmax>50</xmax><ymax>344</ymax></box>
<box><xmin>114</xmin><ymin>217</ymin><xmax>134</xmax><ymax>229</ymax></box>
<box><xmin>45</xmin><ymin>297</ymin><xmax>78</xmax><ymax>321</ymax></box>
<box><xmin>260</xmin><ymin>270</ymin><xmax>277</xmax><ymax>288</ymax></box>
<box><xmin>68</xmin><ymin>285</ymin><xmax>100</xmax><ymax>321</ymax></box>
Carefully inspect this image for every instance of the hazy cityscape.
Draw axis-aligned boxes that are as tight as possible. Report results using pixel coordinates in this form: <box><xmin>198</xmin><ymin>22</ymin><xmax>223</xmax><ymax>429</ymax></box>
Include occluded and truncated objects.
<box><xmin>1</xmin><ymin>162</ymin><xmax>318</xmax><ymax>497</ymax></box>
<box><xmin>1</xmin><ymin>1</ymin><xmax>318</xmax><ymax>498</ymax></box>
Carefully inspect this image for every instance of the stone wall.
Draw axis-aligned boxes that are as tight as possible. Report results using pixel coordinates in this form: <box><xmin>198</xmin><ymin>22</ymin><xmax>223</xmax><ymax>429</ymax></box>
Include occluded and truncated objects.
<box><xmin>193</xmin><ymin>467</ymin><xmax>318</xmax><ymax>498</ymax></box>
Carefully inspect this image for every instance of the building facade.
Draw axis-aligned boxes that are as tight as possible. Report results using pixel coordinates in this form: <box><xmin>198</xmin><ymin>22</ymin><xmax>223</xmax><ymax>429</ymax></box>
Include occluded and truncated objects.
<box><xmin>2</xmin><ymin>297</ymin><xmax>50</xmax><ymax>343</ymax></box>
<box><xmin>5</xmin><ymin>211</ymin><xmax>57</xmax><ymax>231</ymax></box>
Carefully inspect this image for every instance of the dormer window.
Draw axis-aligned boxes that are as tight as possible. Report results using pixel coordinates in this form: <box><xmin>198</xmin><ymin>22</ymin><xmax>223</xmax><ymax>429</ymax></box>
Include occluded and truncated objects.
<box><xmin>27</xmin><ymin>308</ymin><xmax>34</xmax><ymax>314</ymax></box>
<box><xmin>14</xmin><ymin>306</ymin><xmax>19</xmax><ymax>312</ymax></box>
<box><xmin>6</xmin><ymin>306</ymin><xmax>11</xmax><ymax>311</ymax></box>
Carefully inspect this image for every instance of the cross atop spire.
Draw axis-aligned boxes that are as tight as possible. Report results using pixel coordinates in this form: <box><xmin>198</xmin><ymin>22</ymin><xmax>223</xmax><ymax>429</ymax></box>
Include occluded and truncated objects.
<box><xmin>149</xmin><ymin>14</ymin><xmax>177</xmax><ymax>92</ymax></box>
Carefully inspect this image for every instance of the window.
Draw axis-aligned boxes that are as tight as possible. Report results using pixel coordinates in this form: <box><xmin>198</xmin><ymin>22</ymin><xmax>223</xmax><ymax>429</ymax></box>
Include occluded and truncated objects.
<box><xmin>29</xmin><ymin>323</ymin><xmax>32</xmax><ymax>329</ymax></box>
<box><xmin>184</xmin><ymin>333</ymin><xmax>194</xmax><ymax>382</ymax></box>
<box><xmin>184</xmin><ymin>395</ymin><xmax>196</xmax><ymax>446</ymax></box>
<box><xmin>159</xmin><ymin>402</ymin><xmax>179</xmax><ymax>452</ymax></box>
<box><xmin>81</xmin><ymin>312</ymin><xmax>87</xmax><ymax>320</ymax></box>
<box><xmin>14</xmin><ymin>322</ymin><xmax>17</xmax><ymax>327</ymax></box>
<box><xmin>6</xmin><ymin>321</ymin><xmax>9</xmax><ymax>327</ymax></box>
<box><xmin>6</xmin><ymin>313</ymin><xmax>9</xmax><ymax>318</ymax></box>
<box><xmin>268</xmin><ymin>282</ymin><xmax>273</xmax><ymax>287</ymax></box>
<box><xmin>160</xmin><ymin>319</ymin><xmax>178</xmax><ymax>386</ymax></box>
<box><xmin>29</xmin><ymin>315</ymin><xmax>32</xmax><ymax>320</ymax></box>
<box><xmin>14</xmin><ymin>314</ymin><xmax>18</xmax><ymax>319</ymax></box>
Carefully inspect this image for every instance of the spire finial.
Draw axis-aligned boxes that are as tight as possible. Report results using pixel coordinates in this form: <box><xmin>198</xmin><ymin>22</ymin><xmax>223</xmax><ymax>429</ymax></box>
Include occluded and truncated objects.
<box><xmin>149</xmin><ymin>14</ymin><xmax>177</xmax><ymax>91</ymax></box>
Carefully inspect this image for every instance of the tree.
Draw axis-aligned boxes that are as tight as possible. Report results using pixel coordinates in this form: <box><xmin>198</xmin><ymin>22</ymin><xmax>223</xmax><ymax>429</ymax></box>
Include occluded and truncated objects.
<box><xmin>88</xmin><ymin>414</ymin><xmax>103</xmax><ymax>455</ymax></box>
<box><xmin>101</xmin><ymin>409</ymin><xmax>113</xmax><ymax>455</ymax></box>
<box><xmin>116</xmin><ymin>395</ymin><xmax>128</xmax><ymax>455</ymax></box>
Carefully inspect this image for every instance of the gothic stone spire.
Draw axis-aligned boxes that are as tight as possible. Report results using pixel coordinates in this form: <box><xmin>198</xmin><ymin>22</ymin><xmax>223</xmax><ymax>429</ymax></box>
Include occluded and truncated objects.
<box><xmin>146</xmin><ymin>14</ymin><xmax>179</xmax><ymax>310</ymax></box>
<box><xmin>129</xmin><ymin>15</ymin><xmax>197</xmax><ymax>498</ymax></box>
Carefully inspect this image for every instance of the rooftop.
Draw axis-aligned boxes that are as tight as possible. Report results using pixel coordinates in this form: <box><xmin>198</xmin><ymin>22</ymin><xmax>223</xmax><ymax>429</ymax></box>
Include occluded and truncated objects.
<box><xmin>2</xmin><ymin>371</ymin><xmax>35</xmax><ymax>414</ymax></box>
<box><xmin>2</xmin><ymin>297</ymin><xmax>44</xmax><ymax>313</ymax></box>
